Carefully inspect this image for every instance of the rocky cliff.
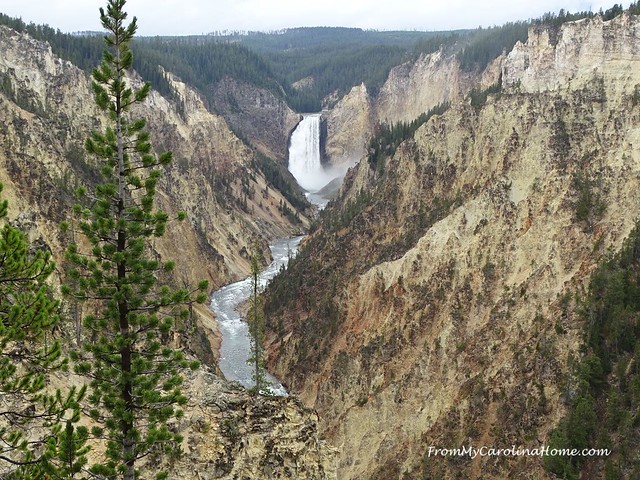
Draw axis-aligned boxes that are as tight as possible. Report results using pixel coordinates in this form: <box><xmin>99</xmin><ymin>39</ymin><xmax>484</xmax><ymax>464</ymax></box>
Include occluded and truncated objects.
<box><xmin>0</xmin><ymin>26</ymin><xmax>309</xmax><ymax>285</ymax></box>
<box><xmin>0</xmin><ymin>26</ymin><xmax>338</xmax><ymax>477</ymax></box>
<box><xmin>210</xmin><ymin>76</ymin><xmax>301</xmax><ymax>164</ymax></box>
<box><xmin>323</xmin><ymin>45</ymin><xmax>500</xmax><ymax>172</ymax></box>
<box><xmin>265</xmin><ymin>13</ymin><xmax>640</xmax><ymax>479</ymax></box>
<box><xmin>324</xmin><ymin>84</ymin><xmax>373</xmax><ymax>169</ymax></box>
<box><xmin>375</xmin><ymin>49</ymin><xmax>501</xmax><ymax>125</ymax></box>
<box><xmin>152</xmin><ymin>368</ymin><xmax>337</xmax><ymax>479</ymax></box>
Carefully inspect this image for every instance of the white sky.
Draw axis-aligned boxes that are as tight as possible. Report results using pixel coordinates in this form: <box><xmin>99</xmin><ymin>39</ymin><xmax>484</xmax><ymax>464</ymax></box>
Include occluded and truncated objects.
<box><xmin>0</xmin><ymin>0</ymin><xmax>629</xmax><ymax>35</ymax></box>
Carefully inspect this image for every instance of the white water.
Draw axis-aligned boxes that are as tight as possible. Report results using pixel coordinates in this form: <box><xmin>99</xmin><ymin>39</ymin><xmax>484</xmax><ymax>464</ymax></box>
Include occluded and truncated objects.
<box><xmin>211</xmin><ymin>113</ymin><xmax>335</xmax><ymax>395</ymax></box>
<box><xmin>211</xmin><ymin>236</ymin><xmax>303</xmax><ymax>395</ymax></box>
<box><xmin>288</xmin><ymin>113</ymin><xmax>337</xmax><ymax>193</ymax></box>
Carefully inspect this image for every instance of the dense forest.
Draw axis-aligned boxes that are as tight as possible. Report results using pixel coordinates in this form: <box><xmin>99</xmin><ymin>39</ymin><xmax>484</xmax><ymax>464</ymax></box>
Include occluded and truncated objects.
<box><xmin>0</xmin><ymin>14</ymin><xmax>283</xmax><ymax>109</ymax></box>
<box><xmin>219</xmin><ymin>27</ymin><xmax>458</xmax><ymax>111</ymax></box>
<box><xmin>0</xmin><ymin>14</ymin><xmax>441</xmax><ymax>111</ymax></box>
<box><xmin>1</xmin><ymin>3</ymin><xmax>637</xmax><ymax>113</ymax></box>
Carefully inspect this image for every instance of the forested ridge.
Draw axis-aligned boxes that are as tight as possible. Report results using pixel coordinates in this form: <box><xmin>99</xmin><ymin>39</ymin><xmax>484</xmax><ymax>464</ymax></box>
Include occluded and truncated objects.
<box><xmin>544</xmin><ymin>221</ymin><xmax>640</xmax><ymax>480</ymax></box>
<box><xmin>0</xmin><ymin>15</ymin><xmax>446</xmax><ymax>111</ymax></box>
<box><xmin>221</xmin><ymin>27</ymin><xmax>459</xmax><ymax>110</ymax></box>
<box><xmin>0</xmin><ymin>13</ymin><xmax>283</xmax><ymax>110</ymax></box>
<box><xmin>2</xmin><ymin>5</ymin><xmax>637</xmax><ymax>114</ymax></box>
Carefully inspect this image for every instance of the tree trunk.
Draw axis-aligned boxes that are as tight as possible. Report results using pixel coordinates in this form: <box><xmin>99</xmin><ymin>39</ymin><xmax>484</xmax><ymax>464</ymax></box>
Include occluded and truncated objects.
<box><xmin>115</xmin><ymin>25</ymin><xmax>135</xmax><ymax>480</ymax></box>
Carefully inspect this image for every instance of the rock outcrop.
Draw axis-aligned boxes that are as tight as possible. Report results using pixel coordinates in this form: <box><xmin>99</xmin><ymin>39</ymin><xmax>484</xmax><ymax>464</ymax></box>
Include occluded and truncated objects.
<box><xmin>503</xmin><ymin>14</ymin><xmax>640</xmax><ymax>94</ymax></box>
<box><xmin>210</xmin><ymin>77</ymin><xmax>301</xmax><ymax>164</ymax></box>
<box><xmin>160</xmin><ymin>369</ymin><xmax>337</xmax><ymax>479</ymax></box>
<box><xmin>266</xmin><ymin>13</ymin><xmax>640</xmax><ymax>479</ymax></box>
<box><xmin>324</xmin><ymin>84</ymin><xmax>372</xmax><ymax>169</ymax></box>
<box><xmin>323</xmin><ymin>46</ymin><xmax>500</xmax><ymax>172</ymax></box>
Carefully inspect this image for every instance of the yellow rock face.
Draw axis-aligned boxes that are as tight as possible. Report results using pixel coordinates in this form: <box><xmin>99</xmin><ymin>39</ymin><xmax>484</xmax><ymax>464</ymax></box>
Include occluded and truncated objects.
<box><xmin>325</xmin><ymin>44</ymin><xmax>499</xmax><ymax>175</ymax></box>
<box><xmin>268</xmin><ymin>14</ymin><xmax>640</xmax><ymax>480</ymax></box>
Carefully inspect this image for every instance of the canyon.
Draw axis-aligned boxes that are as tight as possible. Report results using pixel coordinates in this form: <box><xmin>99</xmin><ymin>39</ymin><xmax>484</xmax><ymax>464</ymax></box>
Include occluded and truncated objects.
<box><xmin>265</xmin><ymin>12</ymin><xmax>640</xmax><ymax>480</ymax></box>
<box><xmin>1</xmin><ymin>9</ymin><xmax>640</xmax><ymax>480</ymax></box>
<box><xmin>0</xmin><ymin>24</ymin><xmax>332</xmax><ymax>479</ymax></box>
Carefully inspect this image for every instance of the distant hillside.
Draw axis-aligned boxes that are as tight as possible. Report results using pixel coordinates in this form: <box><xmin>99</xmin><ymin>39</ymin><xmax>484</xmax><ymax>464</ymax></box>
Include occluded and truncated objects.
<box><xmin>210</xmin><ymin>27</ymin><xmax>460</xmax><ymax>111</ymax></box>
<box><xmin>0</xmin><ymin>15</ymin><xmax>469</xmax><ymax>112</ymax></box>
<box><xmin>1</xmin><ymin>6</ymin><xmax>629</xmax><ymax>115</ymax></box>
<box><xmin>0</xmin><ymin>14</ymin><xmax>285</xmax><ymax>110</ymax></box>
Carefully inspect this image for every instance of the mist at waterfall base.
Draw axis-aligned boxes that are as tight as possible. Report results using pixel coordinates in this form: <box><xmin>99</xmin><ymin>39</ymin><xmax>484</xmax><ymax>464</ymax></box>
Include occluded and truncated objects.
<box><xmin>211</xmin><ymin>237</ymin><xmax>303</xmax><ymax>395</ymax></box>
<box><xmin>288</xmin><ymin>113</ymin><xmax>348</xmax><ymax>206</ymax></box>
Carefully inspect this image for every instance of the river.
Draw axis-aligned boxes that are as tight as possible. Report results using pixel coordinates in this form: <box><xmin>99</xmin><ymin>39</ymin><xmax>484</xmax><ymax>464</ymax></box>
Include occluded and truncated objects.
<box><xmin>210</xmin><ymin>235</ymin><xmax>304</xmax><ymax>395</ymax></box>
<box><xmin>211</xmin><ymin>112</ymin><xmax>336</xmax><ymax>395</ymax></box>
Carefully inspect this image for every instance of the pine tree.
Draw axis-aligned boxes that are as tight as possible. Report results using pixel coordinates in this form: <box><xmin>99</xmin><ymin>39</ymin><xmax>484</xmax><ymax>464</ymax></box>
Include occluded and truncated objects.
<box><xmin>0</xmin><ymin>184</ymin><xmax>84</xmax><ymax>478</ymax></box>
<box><xmin>40</xmin><ymin>421</ymin><xmax>90</xmax><ymax>479</ymax></box>
<box><xmin>61</xmin><ymin>1</ymin><xmax>208</xmax><ymax>478</ymax></box>
<box><xmin>247</xmin><ymin>242</ymin><xmax>267</xmax><ymax>394</ymax></box>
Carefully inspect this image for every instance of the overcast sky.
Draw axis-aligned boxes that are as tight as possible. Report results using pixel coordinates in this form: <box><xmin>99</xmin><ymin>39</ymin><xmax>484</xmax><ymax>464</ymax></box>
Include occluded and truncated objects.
<box><xmin>0</xmin><ymin>0</ymin><xmax>629</xmax><ymax>35</ymax></box>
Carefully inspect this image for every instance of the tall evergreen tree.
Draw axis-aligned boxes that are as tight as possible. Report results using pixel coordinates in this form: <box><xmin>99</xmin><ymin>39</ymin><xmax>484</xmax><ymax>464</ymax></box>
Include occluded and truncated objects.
<box><xmin>0</xmin><ymin>184</ymin><xmax>83</xmax><ymax>478</ymax></box>
<box><xmin>61</xmin><ymin>1</ymin><xmax>208</xmax><ymax>479</ymax></box>
<box><xmin>247</xmin><ymin>242</ymin><xmax>267</xmax><ymax>394</ymax></box>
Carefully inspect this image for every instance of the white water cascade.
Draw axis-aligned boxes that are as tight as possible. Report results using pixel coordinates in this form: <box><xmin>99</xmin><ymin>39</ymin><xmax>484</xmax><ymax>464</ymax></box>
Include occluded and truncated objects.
<box><xmin>288</xmin><ymin>113</ymin><xmax>335</xmax><ymax>194</ymax></box>
<box><xmin>211</xmin><ymin>236</ymin><xmax>304</xmax><ymax>395</ymax></box>
<box><xmin>210</xmin><ymin>114</ymin><xmax>339</xmax><ymax>396</ymax></box>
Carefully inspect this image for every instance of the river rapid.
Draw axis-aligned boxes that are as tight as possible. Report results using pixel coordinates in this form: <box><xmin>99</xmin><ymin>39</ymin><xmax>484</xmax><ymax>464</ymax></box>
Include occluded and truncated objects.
<box><xmin>210</xmin><ymin>236</ymin><xmax>304</xmax><ymax>395</ymax></box>
<box><xmin>211</xmin><ymin>112</ymin><xmax>336</xmax><ymax>395</ymax></box>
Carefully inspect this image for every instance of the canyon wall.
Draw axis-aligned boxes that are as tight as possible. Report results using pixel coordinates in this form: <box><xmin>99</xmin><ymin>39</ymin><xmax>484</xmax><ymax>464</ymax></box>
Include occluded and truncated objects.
<box><xmin>0</xmin><ymin>27</ymin><xmax>339</xmax><ymax>478</ymax></box>
<box><xmin>324</xmin><ymin>45</ymin><xmax>500</xmax><ymax>172</ymax></box>
<box><xmin>0</xmin><ymin>25</ymin><xmax>308</xmax><ymax>287</ymax></box>
<box><xmin>266</xmin><ymin>13</ymin><xmax>640</xmax><ymax>479</ymax></box>
<box><xmin>210</xmin><ymin>76</ymin><xmax>301</xmax><ymax>164</ymax></box>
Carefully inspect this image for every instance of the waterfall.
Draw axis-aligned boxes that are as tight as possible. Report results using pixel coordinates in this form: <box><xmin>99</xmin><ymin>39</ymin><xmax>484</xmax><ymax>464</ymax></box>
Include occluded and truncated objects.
<box><xmin>288</xmin><ymin>113</ymin><xmax>334</xmax><ymax>193</ymax></box>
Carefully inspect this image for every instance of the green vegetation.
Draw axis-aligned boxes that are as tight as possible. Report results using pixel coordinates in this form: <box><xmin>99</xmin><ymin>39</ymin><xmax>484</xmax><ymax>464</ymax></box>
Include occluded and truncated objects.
<box><xmin>329</xmin><ymin>189</ymin><xmax>373</xmax><ymax>232</ymax></box>
<box><xmin>2</xmin><ymin>3</ymin><xmax>640</xmax><ymax>117</ymax></box>
<box><xmin>135</xmin><ymin>37</ymin><xmax>283</xmax><ymax>106</ymax></box>
<box><xmin>469</xmin><ymin>78</ymin><xmax>502</xmax><ymax>111</ymax></box>
<box><xmin>61</xmin><ymin>2</ymin><xmax>207</xmax><ymax>478</ymax></box>
<box><xmin>545</xmin><ymin>221</ymin><xmax>640</xmax><ymax>479</ymax></box>
<box><xmin>217</xmin><ymin>27</ymin><xmax>460</xmax><ymax>110</ymax></box>
<box><xmin>219</xmin><ymin>27</ymin><xmax>448</xmax><ymax>53</ymax></box>
<box><xmin>572</xmin><ymin>172</ymin><xmax>606</xmax><ymax>227</ymax></box>
<box><xmin>0</xmin><ymin>13</ymin><xmax>105</xmax><ymax>77</ymax></box>
<box><xmin>251</xmin><ymin>152</ymin><xmax>308</xmax><ymax>212</ymax></box>
<box><xmin>270</xmin><ymin>43</ymin><xmax>409</xmax><ymax>111</ymax></box>
<box><xmin>602</xmin><ymin>4</ymin><xmax>625</xmax><ymax>20</ymax></box>
<box><xmin>248</xmin><ymin>243</ymin><xmax>267</xmax><ymax>394</ymax></box>
<box><xmin>266</xmin><ymin>100</ymin><xmax>463</xmax><ymax>378</ymax></box>
<box><xmin>534</xmin><ymin>9</ymin><xmax>596</xmax><ymax>28</ymax></box>
<box><xmin>0</xmin><ymin>185</ymin><xmax>85</xmax><ymax>478</ymax></box>
<box><xmin>278</xmin><ymin>200</ymin><xmax>302</xmax><ymax>225</ymax></box>
<box><xmin>413</xmin><ymin>33</ymin><xmax>459</xmax><ymax>57</ymax></box>
<box><xmin>0</xmin><ymin>13</ymin><xmax>283</xmax><ymax>111</ymax></box>
<box><xmin>457</xmin><ymin>22</ymin><xmax>529</xmax><ymax>72</ymax></box>
<box><xmin>0</xmin><ymin>14</ymin><xmax>426</xmax><ymax>112</ymax></box>
<box><xmin>457</xmin><ymin>3</ymin><xmax>640</xmax><ymax>72</ymax></box>
<box><xmin>0</xmin><ymin>71</ymin><xmax>46</xmax><ymax>116</ymax></box>
<box><xmin>367</xmin><ymin>102</ymin><xmax>450</xmax><ymax>173</ymax></box>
